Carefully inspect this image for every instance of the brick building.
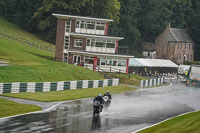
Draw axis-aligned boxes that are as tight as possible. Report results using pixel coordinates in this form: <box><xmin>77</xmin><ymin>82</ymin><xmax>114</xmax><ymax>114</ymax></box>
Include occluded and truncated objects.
<box><xmin>155</xmin><ymin>23</ymin><xmax>194</xmax><ymax>64</ymax></box>
<box><xmin>53</xmin><ymin>14</ymin><xmax>134</xmax><ymax>73</ymax></box>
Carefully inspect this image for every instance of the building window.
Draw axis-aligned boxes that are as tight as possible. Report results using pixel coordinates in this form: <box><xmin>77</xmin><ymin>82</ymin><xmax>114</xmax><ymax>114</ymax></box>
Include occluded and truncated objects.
<box><xmin>101</xmin><ymin>58</ymin><xmax>106</xmax><ymax>65</ymax></box>
<box><xmin>190</xmin><ymin>54</ymin><xmax>193</xmax><ymax>60</ymax></box>
<box><xmin>180</xmin><ymin>44</ymin><xmax>182</xmax><ymax>49</ymax></box>
<box><xmin>80</xmin><ymin>21</ymin><xmax>85</xmax><ymax>28</ymax></box>
<box><xmin>96</xmin><ymin>40</ymin><xmax>106</xmax><ymax>47</ymax></box>
<box><xmin>185</xmin><ymin>44</ymin><xmax>187</xmax><ymax>49</ymax></box>
<box><xmin>84</xmin><ymin>56</ymin><xmax>94</xmax><ymax>64</ymax></box>
<box><xmin>188</xmin><ymin>54</ymin><xmax>190</xmax><ymax>61</ymax></box>
<box><xmin>106</xmin><ymin>40</ymin><xmax>115</xmax><ymax>48</ymax></box>
<box><xmin>76</xmin><ymin>20</ymin><xmax>105</xmax><ymax>31</ymax></box>
<box><xmin>117</xmin><ymin>60</ymin><xmax>126</xmax><ymax>66</ymax></box>
<box><xmin>177</xmin><ymin>44</ymin><xmax>179</xmax><ymax>49</ymax></box>
<box><xmin>91</xmin><ymin>39</ymin><xmax>96</xmax><ymax>47</ymax></box>
<box><xmin>86</xmin><ymin>21</ymin><xmax>95</xmax><ymax>29</ymax></box>
<box><xmin>87</xmin><ymin>39</ymin><xmax>115</xmax><ymax>48</ymax></box>
<box><xmin>64</xmin><ymin>53</ymin><xmax>68</xmax><ymax>62</ymax></box>
<box><xmin>74</xmin><ymin>39</ymin><xmax>83</xmax><ymax>47</ymax></box>
<box><xmin>87</xmin><ymin>39</ymin><xmax>91</xmax><ymax>46</ymax></box>
<box><xmin>179</xmin><ymin>54</ymin><xmax>181</xmax><ymax>60</ymax></box>
<box><xmin>76</xmin><ymin>21</ymin><xmax>80</xmax><ymax>28</ymax></box>
<box><xmin>189</xmin><ymin>44</ymin><xmax>191</xmax><ymax>50</ymax></box>
<box><xmin>64</xmin><ymin>36</ymin><xmax>70</xmax><ymax>49</ymax></box>
<box><xmin>65</xmin><ymin>21</ymin><xmax>71</xmax><ymax>32</ymax></box>
<box><xmin>96</xmin><ymin>22</ymin><xmax>105</xmax><ymax>30</ymax></box>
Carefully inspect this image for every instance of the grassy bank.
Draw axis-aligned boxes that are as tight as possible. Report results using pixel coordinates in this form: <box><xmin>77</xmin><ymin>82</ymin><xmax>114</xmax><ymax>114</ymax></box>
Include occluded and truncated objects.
<box><xmin>0</xmin><ymin>37</ymin><xmax>103</xmax><ymax>82</ymax></box>
<box><xmin>105</xmin><ymin>73</ymin><xmax>148</xmax><ymax>86</ymax></box>
<box><xmin>0</xmin><ymin>17</ymin><xmax>53</xmax><ymax>48</ymax></box>
<box><xmin>1</xmin><ymin>85</ymin><xmax>136</xmax><ymax>102</ymax></box>
<box><xmin>0</xmin><ymin>98</ymin><xmax>41</xmax><ymax>118</ymax></box>
<box><xmin>137</xmin><ymin>111</ymin><xmax>200</xmax><ymax>133</ymax></box>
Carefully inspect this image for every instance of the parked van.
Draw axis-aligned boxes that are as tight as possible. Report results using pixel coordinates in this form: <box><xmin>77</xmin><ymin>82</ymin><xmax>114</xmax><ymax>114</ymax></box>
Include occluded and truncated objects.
<box><xmin>188</xmin><ymin>65</ymin><xmax>200</xmax><ymax>80</ymax></box>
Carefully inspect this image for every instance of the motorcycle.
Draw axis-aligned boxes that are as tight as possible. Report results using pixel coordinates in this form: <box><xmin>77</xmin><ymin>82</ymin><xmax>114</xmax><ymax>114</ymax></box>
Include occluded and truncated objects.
<box><xmin>103</xmin><ymin>96</ymin><xmax>111</xmax><ymax>110</ymax></box>
<box><xmin>93</xmin><ymin>100</ymin><xmax>102</xmax><ymax>116</ymax></box>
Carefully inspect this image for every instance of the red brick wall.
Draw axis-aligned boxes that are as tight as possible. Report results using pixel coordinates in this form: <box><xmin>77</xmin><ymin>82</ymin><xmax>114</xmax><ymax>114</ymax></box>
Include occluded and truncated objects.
<box><xmin>55</xmin><ymin>19</ymin><xmax>66</xmax><ymax>62</ymax></box>
<box><xmin>71</xmin><ymin>19</ymin><xmax>76</xmax><ymax>32</ymax></box>
<box><xmin>155</xmin><ymin>23</ymin><xmax>194</xmax><ymax>63</ymax></box>
<box><xmin>155</xmin><ymin>24</ymin><xmax>176</xmax><ymax>59</ymax></box>
<box><xmin>174</xmin><ymin>42</ymin><xmax>194</xmax><ymax>64</ymax></box>
<box><xmin>70</xmin><ymin>36</ymin><xmax>86</xmax><ymax>51</ymax></box>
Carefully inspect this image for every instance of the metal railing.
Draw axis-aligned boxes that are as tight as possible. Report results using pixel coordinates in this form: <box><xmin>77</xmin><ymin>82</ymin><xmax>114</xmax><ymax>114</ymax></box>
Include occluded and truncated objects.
<box><xmin>83</xmin><ymin>64</ymin><xmax>130</xmax><ymax>78</ymax></box>
<box><xmin>0</xmin><ymin>29</ymin><xmax>55</xmax><ymax>52</ymax></box>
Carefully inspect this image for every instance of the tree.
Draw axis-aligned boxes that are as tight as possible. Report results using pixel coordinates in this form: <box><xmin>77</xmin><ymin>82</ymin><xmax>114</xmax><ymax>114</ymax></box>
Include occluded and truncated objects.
<box><xmin>137</xmin><ymin>0</ymin><xmax>171</xmax><ymax>42</ymax></box>
<box><xmin>117</xmin><ymin>0</ymin><xmax>141</xmax><ymax>53</ymax></box>
<box><xmin>33</xmin><ymin>0</ymin><xmax>120</xmax><ymax>43</ymax></box>
<box><xmin>165</xmin><ymin>0</ymin><xmax>193</xmax><ymax>28</ymax></box>
<box><xmin>188</xmin><ymin>0</ymin><xmax>200</xmax><ymax>60</ymax></box>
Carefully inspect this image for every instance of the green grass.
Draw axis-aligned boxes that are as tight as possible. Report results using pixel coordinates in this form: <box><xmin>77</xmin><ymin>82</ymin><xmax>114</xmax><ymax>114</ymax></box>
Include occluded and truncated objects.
<box><xmin>0</xmin><ymin>98</ymin><xmax>41</xmax><ymax>118</ymax></box>
<box><xmin>0</xmin><ymin>17</ymin><xmax>53</xmax><ymax>48</ymax></box>
<box><xmin>1</xmin><ymin>85</ymin><xmax>136</xmax><ymax>102</ymax></box>
<box><xmin>105</xmin><ymin>73</ymin><xmax>149</xmax><ymax>86</ymax></box>
<box><xmin>0</xmin><ymin>16</ymin><xmax>146</xmax><ymax>83</ymax></box>
<box><xmin>0</xmin><ymin>37</ymin><xmax>103</xmax><ymax>82</ymax></box>
<box><xmin>137</xmin><ymin>111</ymin><xmax>200</xmax><ymax>133</ymax></box>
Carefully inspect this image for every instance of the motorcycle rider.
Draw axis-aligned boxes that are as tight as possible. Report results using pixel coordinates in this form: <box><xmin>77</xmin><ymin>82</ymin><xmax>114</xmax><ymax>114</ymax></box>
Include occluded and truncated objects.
<box><xmin>93</xmin><ymin>94</ymin><xmax>104</xmax><ymax>111</ymax></box>
<box><xmin>103</xmin><ymin>90</ymin><xmax>112</xmax><ymax>101</ymax></box>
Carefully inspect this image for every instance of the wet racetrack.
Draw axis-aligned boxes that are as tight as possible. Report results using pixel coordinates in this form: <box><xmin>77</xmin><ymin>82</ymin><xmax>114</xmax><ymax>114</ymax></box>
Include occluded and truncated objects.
<box><xmin>0</xmin><ymin>81</ymin><xmax>200</xmax><ymax>133</ymax></box>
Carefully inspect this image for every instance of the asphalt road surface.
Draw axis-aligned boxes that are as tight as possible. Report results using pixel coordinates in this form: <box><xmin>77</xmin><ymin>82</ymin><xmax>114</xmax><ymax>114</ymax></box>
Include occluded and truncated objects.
<box><xmin>0</xmin><ymin>81</ymin><xmax>200</xmax><ymax>133</ymax></box>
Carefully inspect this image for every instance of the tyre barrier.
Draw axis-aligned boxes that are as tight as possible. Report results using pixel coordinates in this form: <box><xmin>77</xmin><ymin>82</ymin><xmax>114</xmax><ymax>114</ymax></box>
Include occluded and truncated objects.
<box><xmin>0</xmin><ymin>78</ymin><xmax>119</xmax><ymax>94</ymax></box>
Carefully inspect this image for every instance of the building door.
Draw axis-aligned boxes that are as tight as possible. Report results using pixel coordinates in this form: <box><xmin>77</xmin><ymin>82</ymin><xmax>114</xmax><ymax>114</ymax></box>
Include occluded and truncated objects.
<box><xmin>64</xmin><ymin>53</ymin><xmax>68</xmax><ymax>63</ymax></box>
<box><xmin>73</xmin><ymin>55</ymin><xmax>81</xmax><ymax>64</ymax></box>
<box><xmin>97</xmin><ymin>58</ymin><xmax>100</xmax><ymax>65</ymax></box>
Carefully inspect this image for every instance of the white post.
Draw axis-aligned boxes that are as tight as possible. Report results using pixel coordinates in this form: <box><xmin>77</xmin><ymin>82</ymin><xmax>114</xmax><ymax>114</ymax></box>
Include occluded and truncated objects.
<box><xmin>145</xmin><ymin>80</ymin><xmax>148</xmax><ymax>87</ymax></box>
<box><xmin>157</xmin><ymin>78</ymin><xmax>160</xmax><ymax>85</ymax></box>
<box><xmin>149</xmin><ymin>79</ymin><xmax>153</xmax><ymax>86</ymax></box>
<box><xmin>154</xmin><ymin>79</ymin><xmax>157</xmax><ymax>86</ymax></box>
<box><xmin>140</xmin><ymin>80</ymin><xmax>144</xmax><ymax>88</ymax></box>
<box><xmin>161</xmin><ymin>77</ymin><xmax>164</xmax><ymax>84</ymax></box>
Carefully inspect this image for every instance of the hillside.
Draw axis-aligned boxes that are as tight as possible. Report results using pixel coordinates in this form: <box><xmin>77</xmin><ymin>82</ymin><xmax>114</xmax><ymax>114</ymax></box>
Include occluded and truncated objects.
<box><xmin>0</xmin><ymin>17</ymin><xmax>104</xmax><ymax>83</ymax></box>
<box><xmin>0</xmin><ymin>17</ymin><xmax>54</xmax><ymax>51</ymax></box>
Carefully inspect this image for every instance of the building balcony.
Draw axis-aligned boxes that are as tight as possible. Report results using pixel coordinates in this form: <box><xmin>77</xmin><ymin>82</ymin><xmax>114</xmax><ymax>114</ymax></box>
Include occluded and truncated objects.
<box><xmin>74</xmin><ymin>28</ymin><xmax>119</xmax><ymax>37</ymax></box>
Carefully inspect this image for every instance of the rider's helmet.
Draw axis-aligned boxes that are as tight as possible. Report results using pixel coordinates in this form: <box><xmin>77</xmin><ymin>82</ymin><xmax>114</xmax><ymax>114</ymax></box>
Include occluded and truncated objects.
<box><xmin>106</xmin><ymin>90</ymin><xmax>110</xmax><ymax>94</ymax></box>
<box><xmin>98</xmin><ymin>94</ymin><xmax>102</xmax><ymax>97</ymax></box>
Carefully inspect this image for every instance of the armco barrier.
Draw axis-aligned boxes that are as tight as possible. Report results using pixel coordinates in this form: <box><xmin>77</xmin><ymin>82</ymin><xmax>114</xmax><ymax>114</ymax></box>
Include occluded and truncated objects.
<box><xmin>0</xmin><ymin>78</ymin><xmax>119</xmax><ymax>94</ymax></box>
<box><xmin>140</xmin><ymin>77</ymin><xmax>165</xmax><ymax>88</ymax></box>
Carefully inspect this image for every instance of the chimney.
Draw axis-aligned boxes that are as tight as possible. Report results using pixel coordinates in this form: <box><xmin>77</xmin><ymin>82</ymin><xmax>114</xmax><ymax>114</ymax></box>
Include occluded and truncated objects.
<box><xmin>166</xmin><ymin>22</ymin><xmax>171</xmax><ymax>29</ymax></box>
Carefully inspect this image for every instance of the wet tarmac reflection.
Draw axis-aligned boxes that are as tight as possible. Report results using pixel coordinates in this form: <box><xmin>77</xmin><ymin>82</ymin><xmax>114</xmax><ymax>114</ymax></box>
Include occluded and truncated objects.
<box><xmin>0</xmin><ymin>82</ymin><xmax>200</xmax><ymax>133</ymax></box>
<box><xmin>0</xmin><ymin>99</ymin><xmax>100</xmax><ymax>133</ymax></box>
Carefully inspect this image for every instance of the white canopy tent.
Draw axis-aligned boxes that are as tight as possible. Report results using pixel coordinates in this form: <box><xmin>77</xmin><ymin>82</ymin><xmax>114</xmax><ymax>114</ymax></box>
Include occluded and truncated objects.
<box><xmin>129</xmin><ymin>58</ymin><xmax>178</xmax><ymax>74</ymax></box>
<box><xmin>129</xmin><ymin>58</ymin><xmax>178</xmax><ymax>68</ymax></box>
